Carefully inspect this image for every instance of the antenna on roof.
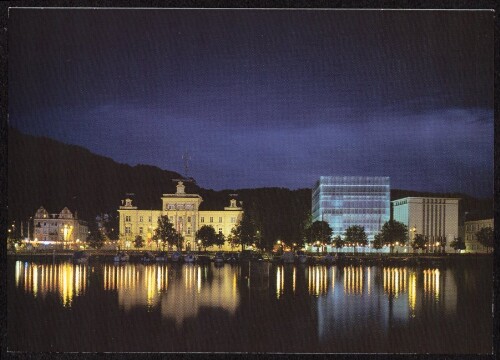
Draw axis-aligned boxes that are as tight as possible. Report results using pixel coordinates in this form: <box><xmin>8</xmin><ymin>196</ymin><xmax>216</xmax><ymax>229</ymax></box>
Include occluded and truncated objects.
<box><xmin>229</xmin><ymin>193</ymin><xmax>238</xmax><ymax>197</ymax></box>
<box><xmin>172</xmin><ymin>151</ymin><xmax>196</xmax><ymax>184</ymax></box>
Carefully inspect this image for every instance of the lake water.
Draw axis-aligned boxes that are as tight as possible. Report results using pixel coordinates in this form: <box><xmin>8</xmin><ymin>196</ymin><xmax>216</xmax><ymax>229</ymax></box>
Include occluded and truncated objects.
<box><xmin>7</xmin><ymin>258</ymin><xmax>492</xmax><ymax>353</ymax></box>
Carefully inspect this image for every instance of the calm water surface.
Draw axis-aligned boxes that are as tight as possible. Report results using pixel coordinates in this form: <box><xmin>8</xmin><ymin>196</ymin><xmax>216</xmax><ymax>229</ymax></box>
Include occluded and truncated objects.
<box><xmin>8</xmin><ymin>259</ymin><xmax>492</xmax><ymax>353</ymax></box>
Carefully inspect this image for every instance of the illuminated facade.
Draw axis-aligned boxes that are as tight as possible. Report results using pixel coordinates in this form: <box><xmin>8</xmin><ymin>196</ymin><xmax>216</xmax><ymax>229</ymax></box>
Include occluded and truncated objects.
<box><xmin>392</xmin><ymin>197</ymin><xmax>460</xmax><ymax>252</ymax></box>
<box><xmin>33</xmin><ymin>206</ymin><xmax>89</xmax><ymax>245</ymax></box>
<box><xmin>118</xmin><ymin>181</ymin><xmax>243</xmax><ymax>251</ymax></box>
<box><xmin>311</xmin><ymin>176</ymin><xmax>390</xmax><ymax>251</ymax></box>
<box><xmin>463</xmin><ymin>218</ymin><xmax>493</xmax><ymax>253</ymax></box>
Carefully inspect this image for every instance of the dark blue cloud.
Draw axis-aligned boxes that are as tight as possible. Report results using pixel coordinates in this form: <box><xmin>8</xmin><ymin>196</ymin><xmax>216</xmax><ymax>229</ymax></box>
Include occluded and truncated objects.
<box><xmin>9</xmin><ymin>9</ymin><xmax>493</xmax><ymax>197</ymax></box>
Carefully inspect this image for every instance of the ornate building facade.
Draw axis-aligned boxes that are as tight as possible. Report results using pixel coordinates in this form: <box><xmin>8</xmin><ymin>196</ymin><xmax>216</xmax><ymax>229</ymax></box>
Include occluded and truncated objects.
<box><xmin>118</xmin><ymin>181</ymin><xmax>243</xmax><ymax>251</ymax></box>
<box><xmin>33</xmin><ymin>206</ymin><xmax>89</xmax><ymax>246</ymax></box>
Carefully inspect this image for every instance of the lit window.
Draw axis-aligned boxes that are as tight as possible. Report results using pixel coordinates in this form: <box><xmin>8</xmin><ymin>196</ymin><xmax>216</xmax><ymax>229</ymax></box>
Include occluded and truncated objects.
<box><xmin>125</xmin><ymin>227</ymin><xmax>131</xmax><ymax>234</ymax></box>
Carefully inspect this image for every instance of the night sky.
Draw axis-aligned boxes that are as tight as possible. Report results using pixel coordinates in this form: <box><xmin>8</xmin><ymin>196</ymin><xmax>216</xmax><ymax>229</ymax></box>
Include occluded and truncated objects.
<box><xmin>9</xmin><ymin>9</ymin><xmax>493</xmax><ymax>197</ymax></box>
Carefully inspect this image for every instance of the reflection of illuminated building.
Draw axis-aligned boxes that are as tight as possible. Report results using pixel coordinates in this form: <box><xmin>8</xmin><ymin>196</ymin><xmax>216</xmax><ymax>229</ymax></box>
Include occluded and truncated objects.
<box><xmin>408</xmin><ymin>272</ymin><xmax>417</xmax><ymax>316</ymax></box>
<box><xmin>15</xmin><ymin>261</ymin><xmax>87</xmax><ymax>307</ymax></box>
<box><xmin>343</xmin><ymin>266</ymin><xmax>363</xmax><ymax>295</ymax></box>
<box><xmin>104</xmin><ymin>263</ymin><xmax>240</xmax><ymax>326</ymax></box>
<box><xmin>308</xmin><ymin>266</ymin><xmax>328</xmax><ymax>296</ymax></box>
<box><xmin>383</xmin><ymin>267</ymin><xmax>408</xmax><ymax>298</ymax></box>
<box><xmin>423</xmin><ymin>268</ymin><xmax>440</xmax><ymax>301</ymax></box>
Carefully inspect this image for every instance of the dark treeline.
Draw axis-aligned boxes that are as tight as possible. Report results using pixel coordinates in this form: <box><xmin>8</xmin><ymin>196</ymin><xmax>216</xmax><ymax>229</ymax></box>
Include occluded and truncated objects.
<box><xmin>8</xmin><ymin>127</ymin><xmax>492</xmax><ymax>243</ymax></box>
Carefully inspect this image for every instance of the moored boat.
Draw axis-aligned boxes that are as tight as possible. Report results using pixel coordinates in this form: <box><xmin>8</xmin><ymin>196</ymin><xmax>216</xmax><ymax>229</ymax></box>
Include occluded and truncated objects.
<box><xmin>184</xmin><ymin>252</ymin><xmax>196</xmax><ymax>263</ymax></box>
<box><xmin>296</xmin><ymin>250</ymin><xmax>308</xmax><ymax>264</ymax></box>
<box><xmin>141</xmin><ymin>251</ymin><xmax>155</xmax><ymax>263</ymax></box>
<box><xmin>155</xmin><ymin>251</ymin><xmax>168</xmax><ymax>262</ymax></box>
<box><xmin>214</xmin><ymin>252</ymin><xmax>224</xmax><ymax>264</ymax></box>
<box><xmin>197</xmin><ymin>254</ymin><xmax>211</xmax><ymax>264</ymax></box>
<box><xmin>114</xmin><ymin>252</ymin><xmax>130</xmax><ymax>262</ymax></box>
<box><xmin>225</xmin><ymin>253</ymin><xmax>239</xmax><ymax>263</ymax></box>
<box><xmin>271</xmin><ymin>253</ymin><xmax>283</xmax><ymax>264</ymax></box>
<box><xmin>322</xmin><ymin>252</ymin><xmax>335</xmax><ymax>265</ymax></box>
<box><xmin>72</xmin><ymin>251</ymin><xmax>89</xmax><ymax>264</ymax></box>
<box><xmin>171</xmin><ymin>251</ymin><xmax>183</xmax><ymax>262</ymax></box>
<box><xmin>282</xmin><ymin>251</ymin><xmax>295</xmax><ymax>264</ymax></box>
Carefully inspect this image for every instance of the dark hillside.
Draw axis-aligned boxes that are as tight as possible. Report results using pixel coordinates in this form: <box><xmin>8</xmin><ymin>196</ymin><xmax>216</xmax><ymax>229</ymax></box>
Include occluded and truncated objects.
<box><xmin>8</xmin><ymin>127</ymin><xmax>492</xmax><ymax>243</ymax></box>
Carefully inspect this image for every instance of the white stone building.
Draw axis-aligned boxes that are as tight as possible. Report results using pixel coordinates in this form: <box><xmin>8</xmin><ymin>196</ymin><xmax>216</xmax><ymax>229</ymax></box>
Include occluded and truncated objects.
<box><xmin>33</xmin><ymin>206</ymin><xmax>89</xmax><ymax>246</ymax></box>
<box><xmin>392</xmin><ymin>197</ymin><xmax>460</xmax><ymax>252</ymax></box>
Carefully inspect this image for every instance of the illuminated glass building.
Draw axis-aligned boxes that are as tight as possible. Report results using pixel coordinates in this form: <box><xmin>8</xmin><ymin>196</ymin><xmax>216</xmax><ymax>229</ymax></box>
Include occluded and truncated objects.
<box><xmin>312</xmin><ymin>176</ymin><xmax>390</xmax><ymax>244</ymax></box>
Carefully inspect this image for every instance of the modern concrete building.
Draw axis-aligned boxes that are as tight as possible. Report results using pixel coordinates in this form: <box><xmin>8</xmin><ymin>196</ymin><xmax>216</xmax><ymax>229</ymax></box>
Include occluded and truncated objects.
<box><xmin>118</xmin><ymin>181</ymin><xmax>243</xmax><ymax>251</ymax></box>
<box><xmin>463</xmin><ymin>218</ymin><xmax>493</xmax><ymax>253</ymax></box>
<box><xmin>33</xmin><ymin>206</ymin><xmax>89</xmax><ymax>246</ymax></box>
<box><xmin>311</xmin><ymin>176</ymin><xmax>390</xmax><ymax>252</ymax></box>
<box><xmin>392</xmin><ymin>197</ymin><xmax>460</xmax><ymax>252</ymax></box>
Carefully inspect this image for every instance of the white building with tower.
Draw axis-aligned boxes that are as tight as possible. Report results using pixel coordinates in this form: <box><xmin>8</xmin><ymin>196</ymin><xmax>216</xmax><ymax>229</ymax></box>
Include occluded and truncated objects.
<box><xmin>118</xmin><ymin>181</ymin><xmax>243</xmax><ymax>251</ymax></box>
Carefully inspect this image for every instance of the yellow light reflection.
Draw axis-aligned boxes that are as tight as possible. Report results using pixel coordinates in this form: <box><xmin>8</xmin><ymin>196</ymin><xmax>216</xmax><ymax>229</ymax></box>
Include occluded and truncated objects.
<box><xmin>16</xmin><ymin>262</ymin><xmax>89</xmax><ymax>307</ymax></box>
<box><xmin>197</xmin><ymin>267</ymin><xmax>201</xmax><ymax>293</ymax></box>
<box><xmin>409</xmin><ymin>273</ymin><xmax>417</xmax><ymax>315</ymax></box>
<box><xmin>32</xmin><ymin>265</ymin><xmax>38</xmax><ymax>298</ymax></box>
<box><xmin>367</xmin><ymin>267</ymin><xmax>370</xmax><ymax>295</ymax></box>
<box><xmin>383</xmin><ymin>267</ymin><xmax>407</xmax><ymax>298</ymax></box>
<box><xmin>344</xmin><ymin>266</ymin><xmax>363</xmax><ymax>295</ymax></box>
<box><xmin>15</xmin><ymin>261</ymin><xmax>21</xmax><ymax>287</ymax></box>
<box><xmin>276</xmin><ymin>266</ymin><xmax>283</xmax><ymax>298</ymax></box>
<box><xmin>422</xmin><ymin>268</ymin><xmax>440</xmax><ymax>303</ymax></box>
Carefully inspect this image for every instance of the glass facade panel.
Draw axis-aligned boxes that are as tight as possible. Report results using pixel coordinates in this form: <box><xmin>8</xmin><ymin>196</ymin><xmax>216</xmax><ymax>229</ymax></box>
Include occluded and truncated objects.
<box><xmin>312</xmin><ymin>176</ymin><xmax>390</xmax><ymax>241</ymax></box>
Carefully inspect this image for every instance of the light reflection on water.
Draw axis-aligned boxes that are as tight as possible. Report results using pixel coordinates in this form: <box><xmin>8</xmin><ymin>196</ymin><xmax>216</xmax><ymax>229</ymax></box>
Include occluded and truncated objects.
<box><xmin>103</xmin><ymin>262</ymin><xmax>241</xmax><ymax>326</ymax></box>
<box><xmin>14</xmin><ymin>261</ymin><xmax>456</xmax><ymax>323</ymax></box>
<box><xmin>10</xmin><ymin>258</ymin><xmax>489</xmax><ymax>353</ymax></box>
<box><xmin>15</xmin><ymin>261</ymin><xmax>87</xmax><ymax>307</ymax></box>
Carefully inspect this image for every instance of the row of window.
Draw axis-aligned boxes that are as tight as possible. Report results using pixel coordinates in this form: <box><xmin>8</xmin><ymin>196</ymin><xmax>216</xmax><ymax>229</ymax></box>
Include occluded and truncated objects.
<box><xmin>125</xmin><ymin>226</ymin><xmax>225</xmax><ymax>236</ymax></box>
<box><xmin>124</xmin><ymin>215</ymin><xmax>237</xmax><ymax>224</ymax></box>
<box><xmin>466</xmin><ymin>224</ymin><xmax>491</xmax><ymax>232</ymax></box>
<box><xmin>166</xmin><ymin>204</ymin><xmax>195</xmax><ymax>210</ymax></box>
<box><xmin>37</xmin><ymin>222</ymin><xmax>73</xmax><ymax>227</ymax></box>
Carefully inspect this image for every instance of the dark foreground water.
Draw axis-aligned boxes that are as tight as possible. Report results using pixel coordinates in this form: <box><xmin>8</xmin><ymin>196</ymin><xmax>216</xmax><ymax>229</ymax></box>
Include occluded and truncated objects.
<box><xmin>8</xmin><ymin>258</ymin><xmax>492</xmax><ymax>353</ymax></box>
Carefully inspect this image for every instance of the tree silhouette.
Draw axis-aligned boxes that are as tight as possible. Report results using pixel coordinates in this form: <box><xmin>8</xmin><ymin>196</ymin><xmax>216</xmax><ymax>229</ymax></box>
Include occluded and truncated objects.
<box><xmin>196</xmin><ymin>225</ymin><xmax>217</xmax><ymax>251</ymax></box>
<box><xmin>476</xmin><ymin>227</ymin><xmax>493</xmax><ymax>253</ymax></box>
<box><xmin>344</xmin><ymin>225</ymin><xmax>368</xmax><ymax>253</ymax></box>
<box><xmin>153</xmin><ymin>215</ymin><xmax>179</xmax><ymax>250</ymax></box>
<box><xmin>379</xmin><ymin>220</ymin><xmax>408</xmax><ymax>253</ymax></box>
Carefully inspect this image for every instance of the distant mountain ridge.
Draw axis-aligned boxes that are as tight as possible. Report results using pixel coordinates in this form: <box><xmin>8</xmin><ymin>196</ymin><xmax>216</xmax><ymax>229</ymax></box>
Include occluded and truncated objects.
<box><xmin>8</xmin><ymin>127</ymin><xmax>492</xmax><ymax>227</ymax></box>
